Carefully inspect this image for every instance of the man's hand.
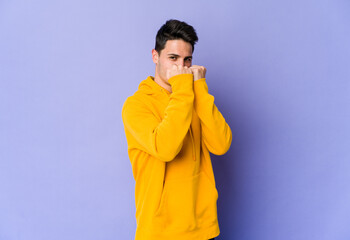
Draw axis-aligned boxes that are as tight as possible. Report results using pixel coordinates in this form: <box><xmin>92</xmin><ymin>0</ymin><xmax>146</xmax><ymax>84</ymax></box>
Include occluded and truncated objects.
<box><xmin>166</xmin><ymin>64</ymin><xmax>193</xmax><ymax>80</ymax></box>
<box><xmin>190</xmin><ymin>65</ymin><xmax>206</xmax><ymax>81</ymax></box>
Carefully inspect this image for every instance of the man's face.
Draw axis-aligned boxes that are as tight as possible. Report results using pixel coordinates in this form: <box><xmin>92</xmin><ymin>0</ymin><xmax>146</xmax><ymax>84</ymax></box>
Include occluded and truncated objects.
<box><xmin>152</xmin><ymin>39</ymin><xmax>193</xmax><ymax>84</ymax></box>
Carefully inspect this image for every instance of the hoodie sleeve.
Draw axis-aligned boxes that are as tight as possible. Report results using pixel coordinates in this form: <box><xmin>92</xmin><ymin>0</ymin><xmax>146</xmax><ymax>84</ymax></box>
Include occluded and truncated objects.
<box><xmin>122</xmin><ymin>74</ymin><xmax>194</xmax><ymax>162</ymax></box>
<box><xmin>193</xmin><ymin>78</ymin><xmax>232</xmax><ymax>155</ymax></box>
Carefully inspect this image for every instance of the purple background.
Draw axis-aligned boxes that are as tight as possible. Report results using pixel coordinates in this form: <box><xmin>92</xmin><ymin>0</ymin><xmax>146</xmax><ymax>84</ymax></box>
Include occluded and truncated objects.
<box><xmin>1</xmin><ymin>0</ymin><xmax>350</xmax><ymax>239</ymax></box>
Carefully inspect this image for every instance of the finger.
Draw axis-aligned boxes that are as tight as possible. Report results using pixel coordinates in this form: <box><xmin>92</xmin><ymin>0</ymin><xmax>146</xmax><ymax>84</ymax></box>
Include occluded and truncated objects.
<box><xmin>190</xmin><ymin>65</ymin><xmax>202</xmax><ymax>68</ymax></box>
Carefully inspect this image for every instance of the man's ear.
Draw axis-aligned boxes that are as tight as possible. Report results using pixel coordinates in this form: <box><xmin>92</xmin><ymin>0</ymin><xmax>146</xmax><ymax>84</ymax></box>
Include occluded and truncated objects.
<box><xmin>152</xmin><ymin>49</ymin><xmax>159</xmax><ymax>64</ymax></box>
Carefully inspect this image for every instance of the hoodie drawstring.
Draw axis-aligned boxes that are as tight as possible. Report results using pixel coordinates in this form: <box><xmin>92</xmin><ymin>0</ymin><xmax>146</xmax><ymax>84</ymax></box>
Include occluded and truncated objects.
<box><xmin>162</xmin><ymin>85</ymin><xmax>196</xmax><ymax>161</ymax></box>
<box><xmin>189</xmin><ymin>126</ymin><xmax>196</xmax><ymax>161</ymax></box>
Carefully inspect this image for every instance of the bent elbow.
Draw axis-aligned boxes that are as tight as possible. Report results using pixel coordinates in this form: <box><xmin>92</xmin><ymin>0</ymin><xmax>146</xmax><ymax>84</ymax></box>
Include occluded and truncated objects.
<box><xmin>211</xmin><ymin>131</ymin><xmax>233</xmax><ymax>156</ymax></box>
<box><xmin>154</xmin><ymin>143</ymin><xmax>183</xmax><ymax>162</ymax></box>
<box><xmin>157</xmin><ymin>153</ymin><xmax>176</xmax><ymax>162</ymax></box>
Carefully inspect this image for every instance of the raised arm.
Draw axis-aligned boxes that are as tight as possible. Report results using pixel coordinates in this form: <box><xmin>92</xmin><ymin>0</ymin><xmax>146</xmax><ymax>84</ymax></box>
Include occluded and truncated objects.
<box><xmin>193</xmin><ymin>78</ymin><xmax>232</xmax><ymax>155</ymax></box>
<box><xmin>122</xmin><ymin>73</ymin><xmax>194</xmax><ymax>162</ymax></box>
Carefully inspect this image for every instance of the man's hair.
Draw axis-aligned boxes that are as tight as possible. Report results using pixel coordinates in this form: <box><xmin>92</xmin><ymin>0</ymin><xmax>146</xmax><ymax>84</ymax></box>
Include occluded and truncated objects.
<box><xmin>155</xmin><ymin>19</ymin><xmax>198</xmax><ymax>55</ymax></box>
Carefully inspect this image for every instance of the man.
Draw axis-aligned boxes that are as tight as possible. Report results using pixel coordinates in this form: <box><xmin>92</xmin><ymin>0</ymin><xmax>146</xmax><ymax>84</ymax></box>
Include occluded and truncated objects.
<box><xmin>122</xmin><ymin>19</ymin><xmax>232</xmax><ymax>240</ymax></box>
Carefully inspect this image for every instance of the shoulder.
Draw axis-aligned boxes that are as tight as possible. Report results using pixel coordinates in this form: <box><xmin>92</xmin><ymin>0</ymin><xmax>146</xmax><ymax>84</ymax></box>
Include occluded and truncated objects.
<box><xmin>122</xmin><ymin>92</ymin><xmax>153</xmax><ymax>119</ymax></box>
<box><xmin>122</xmin><ymin>94</ymin><xmax>144</xmax><ymax>112</ymax></box>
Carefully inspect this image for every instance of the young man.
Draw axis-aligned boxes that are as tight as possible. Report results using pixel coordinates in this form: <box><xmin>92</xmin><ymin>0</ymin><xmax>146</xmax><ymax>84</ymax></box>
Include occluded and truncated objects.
<box><xmin>122</xmin><ymin>19</ymin><xmax>232</xmax><ymax>240</ymax></box>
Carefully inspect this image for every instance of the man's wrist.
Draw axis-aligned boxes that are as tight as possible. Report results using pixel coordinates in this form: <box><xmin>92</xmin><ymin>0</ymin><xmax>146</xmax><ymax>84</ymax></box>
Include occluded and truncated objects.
<box><xmin>168</xmin><ymin>73</ymin><xmax>193</xmax><ymax>84</ymax></box>
<box><xmin>194</xmin><ymin>77</ymin><xmax>206</xmax><ymax>82</ymax></box>
<box><xmin>168</xmin><ymin>73</ymin><xmax>194</xmax><ymax>92</ymax></box>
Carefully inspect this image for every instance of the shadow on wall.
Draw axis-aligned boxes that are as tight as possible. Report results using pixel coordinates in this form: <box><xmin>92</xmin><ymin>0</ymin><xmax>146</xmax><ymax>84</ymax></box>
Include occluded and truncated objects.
<box><xmin>210</xmin><ymin>69</ymin><xmax>257</xmax><ymax>240</ymax></box>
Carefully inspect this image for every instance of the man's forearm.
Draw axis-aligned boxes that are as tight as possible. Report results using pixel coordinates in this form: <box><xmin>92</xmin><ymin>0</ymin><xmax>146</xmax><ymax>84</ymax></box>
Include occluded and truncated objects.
<box><xmin>122</xmin><ymin>74</ymin><xmax>195</xmax><ymax>162</ymax></box>
<box><xmin>193</xmin><ymin>78</ymin><xmax>232</xmax><ymax>155</ymax></box>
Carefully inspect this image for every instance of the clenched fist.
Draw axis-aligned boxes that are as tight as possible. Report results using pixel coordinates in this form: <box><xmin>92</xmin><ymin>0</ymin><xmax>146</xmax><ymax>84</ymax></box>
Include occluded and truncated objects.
<box><xmin>190</xmin><ymin>65</ymin><xmax>206</xmax><ymax>81</ymax></box>
<box><xmin>166</xmin><ymin>64</ymin><xmax>193</xmax><ymax>80</ymax></box>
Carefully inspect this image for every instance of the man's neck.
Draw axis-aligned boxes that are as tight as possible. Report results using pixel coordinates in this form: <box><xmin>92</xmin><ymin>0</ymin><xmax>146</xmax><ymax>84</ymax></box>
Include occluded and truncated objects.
<box><xmin>154</xmin><ymin>74</ymin><xmax>172</xmax><ymax>93</ymax></box>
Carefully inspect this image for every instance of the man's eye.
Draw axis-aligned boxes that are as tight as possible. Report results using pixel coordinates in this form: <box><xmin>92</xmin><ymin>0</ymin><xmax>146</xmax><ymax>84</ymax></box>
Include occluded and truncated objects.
<box><xmin>170</xmin><ymin>57</ymin><xmax>176</xmax><ymax>60</ymax></box>
<box><xmin>186</xmin><ymin>58</ymin><xmax>192</xmax><ymax>62</ymax></box>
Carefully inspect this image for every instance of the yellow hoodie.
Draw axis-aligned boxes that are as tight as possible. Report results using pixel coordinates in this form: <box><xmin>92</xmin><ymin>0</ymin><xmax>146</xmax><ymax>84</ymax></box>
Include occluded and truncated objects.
<box><xmin>122</xmin><ymin>73</ymin><xmax>232</xmax><ymax>240</ymax></box>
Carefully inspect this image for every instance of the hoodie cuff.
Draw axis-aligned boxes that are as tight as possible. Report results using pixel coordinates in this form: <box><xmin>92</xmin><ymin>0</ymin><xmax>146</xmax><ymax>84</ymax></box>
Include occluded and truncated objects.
<box><xmin>168</xmin><ymin>74</ymin><xmax>194</xmax><ymax>92</ymax></box>
<box><xmin>193</xmin><ymin>78</ymin><xmax>208</xmax><ymax>95</ymax></box>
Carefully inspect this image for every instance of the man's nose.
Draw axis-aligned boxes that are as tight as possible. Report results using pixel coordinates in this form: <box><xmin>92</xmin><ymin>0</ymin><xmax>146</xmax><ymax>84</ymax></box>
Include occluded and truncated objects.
<box><xmin>177</xmin><ymin>59</ymin><xmax>185</xmax><ymax>67</ymax></box>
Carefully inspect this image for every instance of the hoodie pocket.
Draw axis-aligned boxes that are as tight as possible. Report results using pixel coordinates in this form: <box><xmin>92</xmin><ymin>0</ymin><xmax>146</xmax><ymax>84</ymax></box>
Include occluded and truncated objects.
<box><xmin>154</xmin><ymin>171</ymin><xmax>218</xmax><ymax>232</ymax></box>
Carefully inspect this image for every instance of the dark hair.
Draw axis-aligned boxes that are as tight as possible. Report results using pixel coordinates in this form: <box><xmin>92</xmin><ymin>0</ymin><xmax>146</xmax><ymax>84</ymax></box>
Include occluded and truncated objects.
<box><xmin>155</xmin><ymin>19</ymin><xmax>198</xmax><ymax>55</ymax></box>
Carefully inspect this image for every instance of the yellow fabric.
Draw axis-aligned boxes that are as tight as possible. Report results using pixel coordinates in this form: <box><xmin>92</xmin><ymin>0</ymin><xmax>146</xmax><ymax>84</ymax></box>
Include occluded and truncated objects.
<box><xmin>122</xmin><ymin>73</ymin><xmax>232</xmax><ymax>240</ymax></box>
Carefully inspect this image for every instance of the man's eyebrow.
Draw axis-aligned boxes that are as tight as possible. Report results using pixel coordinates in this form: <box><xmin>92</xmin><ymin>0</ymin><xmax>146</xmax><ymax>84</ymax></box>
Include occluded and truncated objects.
<box><xmin>167</xmin><ymin>53</ymin><xmax>193</xmax><ymax>58</ymax></box>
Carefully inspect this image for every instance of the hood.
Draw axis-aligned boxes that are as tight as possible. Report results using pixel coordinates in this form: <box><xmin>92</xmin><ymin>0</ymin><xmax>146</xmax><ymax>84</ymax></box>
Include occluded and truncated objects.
<box><xmin>137</xmin><ymin>76</ymin><xmax>171</xmax><ymax>96</ymax></box>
